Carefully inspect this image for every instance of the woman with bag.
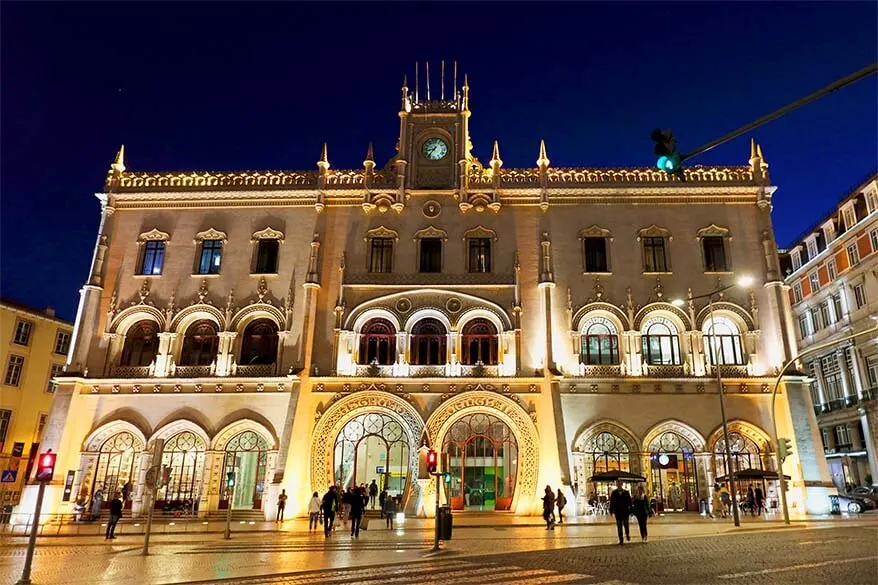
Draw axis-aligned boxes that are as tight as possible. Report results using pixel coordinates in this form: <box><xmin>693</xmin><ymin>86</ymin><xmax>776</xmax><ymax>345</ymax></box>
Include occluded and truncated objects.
<box><xmin>632</xmin><ymin>485</ymin><xmax>651</xmax><ymax>542</ymax></box>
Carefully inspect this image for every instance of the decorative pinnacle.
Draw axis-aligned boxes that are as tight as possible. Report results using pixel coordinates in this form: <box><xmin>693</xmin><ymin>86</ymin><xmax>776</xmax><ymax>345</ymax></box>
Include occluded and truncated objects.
<box><xmin>111</xmin><ymin>145</ymin><xmax>126</xmax><ymax>174</ymax></box>
<box><xmin>756</xmin><ymin>143</ymin><xmax>768</xmax><ymax>168</ymax></box>
<box><xmin>364</xmin><ymin>142</ymin><xmax>375</xmax><ymax>167</ymax></box>
<box><xmin>490</xmin><ymin>140</ymin><xmax>503</xmax><ymax>169</ymax></box>
<box><xmin>317</xmin><ymin>143</ymin><xmax>330</xmax><ymax>170</ymax></box>
<box><xmin>750</xmin><ymin>138</ymin><xmax>758</xmax><ymax>161</ymax></box>
<box><xmin>537</xmin><ymin>139</ymin><xmax>550</xmax><ymax>168</ymax></box>
<box><xmin>402</xmin><ymin>74</ymin><xmax>408</xmax><ymax>89</ymax></box>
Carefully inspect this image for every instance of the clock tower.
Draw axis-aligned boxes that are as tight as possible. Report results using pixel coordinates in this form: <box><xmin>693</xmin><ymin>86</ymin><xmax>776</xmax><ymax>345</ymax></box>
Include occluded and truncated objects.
<box><xmin>394</xmin><ymin>62</ymin><xmax>474</xmax><ymax>192</ymax></box>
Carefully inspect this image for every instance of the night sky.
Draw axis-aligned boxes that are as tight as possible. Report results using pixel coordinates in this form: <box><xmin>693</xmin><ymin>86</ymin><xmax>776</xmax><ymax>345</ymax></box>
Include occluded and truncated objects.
<box><xmin>2</xmin><ymin>2</ymin><xmax>876</xmax><ymax>321</ymax></box>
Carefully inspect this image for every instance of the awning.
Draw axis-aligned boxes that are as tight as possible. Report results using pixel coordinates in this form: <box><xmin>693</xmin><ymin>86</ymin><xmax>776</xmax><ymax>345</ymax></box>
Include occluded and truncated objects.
<box><xmin>714</xmin><ymin>468</ymin><xmax>791</xmax><ymax>482</ymax></box>
<box><xmin>588</xmin><ymin>470</ymin><xmax>648</xmax><ymax>483</ymax></box>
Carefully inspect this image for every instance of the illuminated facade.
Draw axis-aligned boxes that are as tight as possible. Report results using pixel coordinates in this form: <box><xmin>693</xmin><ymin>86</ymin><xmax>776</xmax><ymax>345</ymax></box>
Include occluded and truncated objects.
<box><xmin>782</xmin><ymin>173</ymin><xmax>878</xmax><ymax>494</ymax></box>
<box><xmin>23</xmin><ymin>70</ymin><xmax>837</xmax><ymax>520</ymax></box>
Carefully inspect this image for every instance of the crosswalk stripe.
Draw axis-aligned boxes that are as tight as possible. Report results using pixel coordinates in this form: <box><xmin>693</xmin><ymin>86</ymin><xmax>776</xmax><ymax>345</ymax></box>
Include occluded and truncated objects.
<box><xmin>211</xmin><ymin>560</ymin><xmax>472</xmax><ymax>584</ymax></box>
<box><xmin>343</xmin><ymin>567</ymin><xmax>552</xmax><ymax>585</ymax></box>
<box><xmin>274</xmin><ymin>565</ymin><xmax>519</xmax><ymax>585</ymax></box>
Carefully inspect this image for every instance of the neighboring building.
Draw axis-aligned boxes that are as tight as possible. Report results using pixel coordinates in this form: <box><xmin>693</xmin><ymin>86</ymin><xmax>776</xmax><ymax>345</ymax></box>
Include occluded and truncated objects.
<box><xmin>781</xmin><ymin>173</ymin><xmax>878</xmax><ymax>494</ymax></box>
<box><xmin>22</xmin><ymin>69</ymin><xmax>835</xmax><ymax>521</ymax></box>
<box><xmin>0</xmin><ymin>299</ymin><xmax>72</xmax><ymax>507</ymax></box>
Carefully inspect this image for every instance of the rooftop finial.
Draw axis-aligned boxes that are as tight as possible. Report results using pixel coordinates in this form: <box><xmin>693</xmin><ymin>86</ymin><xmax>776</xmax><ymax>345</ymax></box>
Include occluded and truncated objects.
<box><xmin>364</xmin><ymin>142</ymin><xmax>375</xmax><ymax>168</ymax></box>
<box><xmin>537</xmin><ymin>139</ymin><xmax>550</xmax><ymax>168</ymax></box>
<box><xmin>318</xmin><ymin>143</ymin><xmax>330</xmax><ymax>170</ymax></box>
<box><xmin>750</xmin><ymin>137</ymin><xmax>758</xmax><ymax>161</ymax></box>
<box><xmin>490</xmin><ymin>140</ymin><xmax>503</xmax><ymax>169</ymax></box>
<box><xmin>111</xmin><ymin>145</ymin><xmax>126</xmax><ymax>174</ymax></box>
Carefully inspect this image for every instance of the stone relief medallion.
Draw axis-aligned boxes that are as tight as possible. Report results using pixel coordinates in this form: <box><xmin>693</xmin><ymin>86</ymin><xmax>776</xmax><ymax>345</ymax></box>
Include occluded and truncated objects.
<box><xmin>396</xmin><ymin>298</ymin><xmax>412</xmax><ymax>313</ymax></box>
<box><xmin>423</xmin><ymin>200</ymin><xmax>441</xmax><ymax>219</ymax></box>
<box><xmin>445</xmin><ymin>298</ymin><xmax>462</xmax><ymax>313</ymax></box>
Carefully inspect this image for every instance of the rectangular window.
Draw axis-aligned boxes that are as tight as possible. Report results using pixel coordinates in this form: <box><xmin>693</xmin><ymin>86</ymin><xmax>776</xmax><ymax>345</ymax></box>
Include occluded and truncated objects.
<box><xmin>0</xmin><ymin>409</ymin><xmax>10</xmax><ymax>449</ymax></box>
<box><xmin>820</xmin><ymin>428</ymin><xmax>830</xmax><ymax>450</ymax></box>
<box><xmin>4</xmin><ymin>355</ymin><xmax>24</xmax><ymax>386</ymax></box>
<box><xmin>870</xmin><ymin>229</ymin><xmax>878</xmax><ymax>252</ymax></box>
<box><xmin>798</xmin><ymin>314</ymin><xmax>809</xmax><ymax>339</ymax></box>
<box><xmin>866</xmin><ymin>190</ymin><xmax>878</xmax><ymax>214</ymax></box>
<box><xmin>468</xmin><ymin>238</ymin><xmax>492</xmax><ymax>273</ymax></box>
<box><xmin>47</xmin><ymin>363</ymin><xmax>64</xmax><ymax>394</ymax></box>
<box><xmin>419</xmin><ymin>238</ymin><xmax>442</xmax><ymax>273</ymax></box>
<box><xmin>809</xmin><ymin>272</ymin><xmax>820</xmax><ymax>293</ymax></box>
<box><xmin>139</xmin><ymin>240</ymin><xmax>165</xmax><ymax>275</ymax></box>
<box><xmin>843</xmin><ymin>206</ymin><xmax>857</xmax><ymax>229</ymax></box>
<box><xmin>847</xmin><ymin>243</ymin><xmax>859</xmax><ymax>266</ymax></box>
<box><xmin>810</xmin><ymin>308</ymin><xmax>823</xmax><ymax>332</ymax></box>
<box><xmin>827</xmin><ymin>258</ymin><xmax>837</xmax><ymax>281</ymax></box>
<box><xmin>791</xmin><ymin>250</ymin><xmax>802</xmax><ymax>270</ymax></box>
<box><xmin>54</xmin><ymin>330</ymin><xmax>70</xmax><ymax>355</ymax></box>
<box><xmin>583</xmin><ymin>237</ymin><xmax>608</xmax><ymax>273</ymax></box>
<box><xmin>369</xmin><ymin>238</ymin><xmax>394</xmax><ymax>273</ymax></box>
<box><xmin>36</xmin><ymin>413</ymin><xmax>48</xmax><ymax>440</ymax></box>
<box><xmin>806</xmin><ymin>239</ymin><xmax>818</xmax><ymax>260</ymax></box>
<box><xmin>13</xmin><ymin>319</ymin><xmax>32</xmax><ymax>346</ymax></box>
<box><xmin>793</xmin><ymin>283</ymin><xmax>803</xmax><ymax>303</ymax></box>
<box><xmin>198</xmin><ymin>240</ymin><xmax>223</xmax><ymax>274</ymax></box>
<box><xmin>642</xmin><ymin>237</ymin><xmax>668</xmax><ymax>272</ymax></box>
<box><xmin>820</xmin><ymin>301</ymin><xmax>831</xmax><ymax>327</ymax></box>
<box><xmin>832</xmin><ymin>293</ymin><xmax>843</xmax><ymax>322</ymax></box>
<box><xmin>702</xmin><ymin>236</ymin><xmax>728</xmax><ymax>272</ymax></box>
<box><xmin>853</xmin><ymin>283</ymin><xmax>866</xmax><ymax>309</ymax></box>
<box><xmin>867</xmin><ymin>356</ymin><xmax>878</xmax><ymax>388</ymax></box>
<box><xmin>254</xmin><ymin>239</ymin><xmax>279</xmax><ymax>274</ymax></box>
<box><xmin>835</xmin><ymin>424</ymin><xmax>852</xmax><ymax>447</ymax></box>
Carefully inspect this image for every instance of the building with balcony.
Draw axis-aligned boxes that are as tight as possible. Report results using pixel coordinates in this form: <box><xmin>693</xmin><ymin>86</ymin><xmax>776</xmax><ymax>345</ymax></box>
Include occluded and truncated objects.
<box><xmin>22</xmin><ymin>68</ymin><xmax>836</xmax><ymax>521</ymax></box>
<box><xmin>781</xmin><ymin>173</ymin><xmax>878</xmax><ymax>492</ymax></box>
<box><xmin>0</xmin><ymin>299</ymin><xmax>72</xmax><ymax>507</ymax></box>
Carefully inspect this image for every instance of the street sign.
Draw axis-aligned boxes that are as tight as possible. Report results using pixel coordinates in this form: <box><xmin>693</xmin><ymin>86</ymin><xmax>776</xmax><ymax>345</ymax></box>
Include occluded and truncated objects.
<box><xmin>376</xmin><ymin>466</ymin><xmax>385</xmax><ymax>474</ymax></box>
<box><xmin>1</xmin><ymin>470</ymin><xmax>17</xmax><ymax>483</ymax></box>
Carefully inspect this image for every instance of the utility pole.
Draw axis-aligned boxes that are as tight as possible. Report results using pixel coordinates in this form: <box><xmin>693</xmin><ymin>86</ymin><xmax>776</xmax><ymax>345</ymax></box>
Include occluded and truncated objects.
<box><xmin>16</xmin><ymin>450</ymin><xmax>57</xmax><ymax>585</ymax></box>
<box><xmin>141</xmin><ymin>439</ymin><xmax>164</xmax><ymax>556</ymax></box>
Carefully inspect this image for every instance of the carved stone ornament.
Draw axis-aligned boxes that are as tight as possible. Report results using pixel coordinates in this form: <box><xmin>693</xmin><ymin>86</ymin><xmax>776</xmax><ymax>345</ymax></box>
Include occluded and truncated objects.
<box><xmin>695</xmin><ymin>224</ymin><xmax>731</xmax><ymax>240</ymax></box>
<box><xmin>422</xmin><ymin>200</ymin><xmax>441</xmax><ymax>218</ymax></box>
<box><xmin>137</xmin><ymin>228</ymin><xmax>170</xmax><ymax>242</ymax></box>
<box><xmin>636</xmin><ymin>225</ymin><xmax>672</xmax><ymax>242</ymax></box>
<box><xmin>197</xmin><ymin>280</ymin><xmax>209</xmax><ymax>303</ymax></box>
<box><xmin>462</xmin><ymin>225</ymin><xmax>498</xmax><ymax>241</ymax></box>
<box><xmin>251</xmin><ymin>226</ymin><xmax>285</xmax><ymax>242</ymax></box>
<box><xmin>153</xmin><ymin>384</ymin><xmax>161</xmax><ymax>393</ymax></box>
<box><xmin>445</xmin><ymin>298</ymin><xmax>462</xmax><ymax>313</ymax></box>
<box><xmin>578</xmin><ymin>225</ymin><xmax>612</xmax><ymax>240</ymax></box>
<box><xmin>193</xmin><ymin>227</ymin><xmax>228</xmax><ymax>243</ymax></box>
<box><xmin>413</xmin><ymin>225</ymin><xmax>448</xmax><ymax>241</ymax></box>
<box><xmin>396</xmin><ymin>298</ymin><xmax>412</xmax><ymax>313</ymax></box>
<box><xmin>364</xmin><ymin>226</ymin><xmax>400</xmax><ymax>241</ymax></box>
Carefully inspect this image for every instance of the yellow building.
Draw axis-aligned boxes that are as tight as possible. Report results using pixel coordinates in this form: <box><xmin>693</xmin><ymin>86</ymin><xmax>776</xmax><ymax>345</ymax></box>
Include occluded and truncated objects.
<box><xmin>0</xmin><ymin>299</ymin><xmax>72</xmax><ymax>507</ymax></box>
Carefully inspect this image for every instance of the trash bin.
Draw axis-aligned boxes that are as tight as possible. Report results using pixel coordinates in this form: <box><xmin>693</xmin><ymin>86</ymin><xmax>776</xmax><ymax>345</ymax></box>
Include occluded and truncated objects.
<box><xmin>699</xmin><ymin>498</ymin><xmax>709</xmax><ymax>515</ymax></box>
<box><xmin>438</xmin><ymin>505</ymin><xmax>452</xmax><ymax>540</ymax></box>
<box><xmin>828</xmin><ymin>495</ymin><xmax>841</xmax><ymax>515</ymax></box>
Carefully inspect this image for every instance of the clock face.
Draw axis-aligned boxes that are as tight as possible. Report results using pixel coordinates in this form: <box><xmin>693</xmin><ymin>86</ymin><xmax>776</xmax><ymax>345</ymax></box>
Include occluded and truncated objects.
<box><xmin>422</xmin><ymin>137</ymin><xmax>448</xmax><ymax>161</ymax></box>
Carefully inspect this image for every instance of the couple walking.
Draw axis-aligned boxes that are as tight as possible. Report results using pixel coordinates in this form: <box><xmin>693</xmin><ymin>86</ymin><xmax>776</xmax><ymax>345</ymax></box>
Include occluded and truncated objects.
<box><xmin>541</xmin><ymin>485</ymin><xmax>568</xmax><ymax>529</ymax></box>
<box><xmin>609</xmin><ymin>481</ymin><xmax>651</xmax><ymax>544</ymax></box>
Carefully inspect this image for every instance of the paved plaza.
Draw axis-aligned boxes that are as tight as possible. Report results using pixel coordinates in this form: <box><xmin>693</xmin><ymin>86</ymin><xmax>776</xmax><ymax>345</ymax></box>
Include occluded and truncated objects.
<box><xmin>1</xmin><ymin>516</ymin><xmax>876</xmax><ymax>585</ymax></box>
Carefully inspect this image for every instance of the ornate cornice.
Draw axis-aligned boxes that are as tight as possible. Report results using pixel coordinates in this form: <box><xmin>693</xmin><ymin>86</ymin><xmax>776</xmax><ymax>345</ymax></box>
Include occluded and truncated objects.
<box><xmin>137</xmin><ymin>228</ymin><xmax>170</xmax><ymax>242</ymax></box>
<box><xmin>251</xmin><ymin>226</ymin><xmax>285</xmax><ymax>241</ymax></box>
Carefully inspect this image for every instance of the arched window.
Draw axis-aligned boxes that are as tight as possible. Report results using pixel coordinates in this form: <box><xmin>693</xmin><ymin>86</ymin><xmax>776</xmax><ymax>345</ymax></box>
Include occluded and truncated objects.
<box><xmin>580</xmin><ymin>317</ymin><xmax>619</xmax><ymax>365</ymax></box>
<box><xmin>703</xmin><ymin>317</ymin><xmax>745</xmax><ymax>365</ymax></box>
<box><xmin>240</xmin><ymin>319</ymin><xmax>278</xmax><ymax>365</ymax></box>
<box><xmin>121</xmin><ymin>321</ymin><xmax>159</xmax><ymax>366</ymax></box>
<box><xmin>410</xmin><ymin>318</ymin><xmax>447</xmax><ymax>365</ymax></box>
<box><xmin>156</xmin><ymin>431</ymin><xmax>206</xmax><ymax>506</ymax></box>
<box><xmin>714</xmin><ymin>431</ymin><xmax>763</xmax><ymax>475</ymax></box>
<box><xmin>641</xmin><ymin>317</ymin><xmax>681</xmax><ymax>365</ymax></box>
<box><xmin>647</xmin><ymin>430</ymin><xmax>698</xmax><ymax>511</ymax></box>
<box><xmin>461</xmin><ymin>318</ymin><xmax>498</xmax><ymax>365</ymax></box>
<box><xmin>358</xmin><ymin>318</ymin><xmax>397</xmax><ymax>365</ymax></box>
<box><xmin>222</xmin><ymin>430</ymin><xmax>269</xmax><ymax>510</ymax></box>
<box><xmin>179</xmin><ymin>320</ymin><xmax>219</xmax><ymax>366</ymax></box>
<box><xmin>334</xmin><ymin>413</ymin><xmax>410</xmax><ymax>496</ymax></box>
<box><xmin>92</xmin><ymin>431</ymin><xmax>141</xmax><ymax>502</ymax></box>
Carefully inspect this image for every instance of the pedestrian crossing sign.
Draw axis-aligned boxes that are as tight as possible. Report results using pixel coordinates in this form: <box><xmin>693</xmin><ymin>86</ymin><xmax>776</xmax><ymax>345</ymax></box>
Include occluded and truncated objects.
<box><xmin>1</xmin><ymin>470</ymin><xmax>17</xmax><ymax>483</ymax></box>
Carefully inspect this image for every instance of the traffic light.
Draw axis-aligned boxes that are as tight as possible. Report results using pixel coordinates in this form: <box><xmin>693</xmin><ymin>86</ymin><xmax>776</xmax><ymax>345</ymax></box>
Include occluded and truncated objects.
<box><xmin>226</xmin><ymin>471</ymin><xmax>236</xmax><ymax>489</ymax></box>
<box><xmin>651</xmin><ymin>129</ymin><xmax>684</xmax><ymax>178</ymax></box>
<box><xmin>778</xmin><ymin>437</ymin><xmax>794</xmax><ymax>461</ymax></box>
<box><xmin>444</xmin><ymin>472</ymin><xmax>451</xmax><ymax>484</ymax></box>
<box><xmin>426</xmin><ymin>449</ymin><xmax>438</xmax><ymax>474</ymax></box>
<box><xmin>35</xmin><ymin>450</ymin><xmax>57</xmax><ymax>482</ymax></box>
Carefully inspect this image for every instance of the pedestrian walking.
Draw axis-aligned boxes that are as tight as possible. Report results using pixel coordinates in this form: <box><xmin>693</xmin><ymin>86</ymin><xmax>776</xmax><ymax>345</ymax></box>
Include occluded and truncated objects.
<box><xmin>105</xmin><ymin>493</ymin><xmax>123</xmax><ymax>540</ymax></box>
<box><xmin>754</xmin><ymin>485</ymin><xmax>765</xmax><ymax>515</ymax></box>
<box><xmin>276</xmin><ymin>489</ymin><xmax>288</xmax><ymax>522</ymax></box>
<box><xmin>322</xmin><ymin>486</ymin><xmax>337</xmax><ymax>537</ymax></box>
<box><xmin>632</xmin><ymin>485</ymin><xmax>650</xmax><ymax>542</ymax></box>
<box><xmin>369</xmin><ymin>480</ymin><xmax>378</xmax><ymax>509</ymax></box>
<box><xmin>609</xmin><ymin>481</ymin><xmax>632</xmax><ymax>545</ymax></box>
<box><xmin>747</xmin><ymin>485</ymin><xmax>756</xmax><ymax>516</ymax></box>
<box><xmin>308</xmin><ymin>491</ymin><xmax>321</xmax><ymax>531</ymax></box>
<box><xmin>349</xmin><ymin>487</ymin><xmax>365</xmax><ymax>538</ymax></box>
<box><xmin>555</xmin><ymin>488</ymin><xmax>567</xmax><ymax>524</ymax></box>
<box><xmin>542</xmin><ymin>485</ymin><xmax>556</xmax><ymax>530</ymax></box>
<box><xmin>121</xmin><ymin>481</ymin><xmax>132</xmax><ymax>502</ymax></box>
<box><xmin>382</xmin><ymin>493</ymin><xmax>397</xmax><ymax>529</ymax></box>
<box><xmin>711</xmin><ymin>485</ymin><xmax>725</xmax><ymax>519</ymax></box>
<box><xmin>340</xmin><ymin>487</ymin><xmax>352</xmax><ymax>528</ymax></box>
<box><xmin>90</xmin><ymin>488</ymin><xmax>104</xmax><ymax>521</ymax></box>
<box><xmin>719</xmin><ymin>483</ymin><xmax>731</xmax><ymax>516</ymax></box>
<box><xmin>378</xmin><ymin>489</ymin><xmax>387</xmax><ymax>512</ymax></box>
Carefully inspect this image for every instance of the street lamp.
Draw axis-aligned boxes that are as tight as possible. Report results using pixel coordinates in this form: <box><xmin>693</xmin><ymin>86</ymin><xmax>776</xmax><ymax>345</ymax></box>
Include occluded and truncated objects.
<box><xmin>672</xmin><ymin>275</ymin><xmax>753</xmax><ymax>527</ymax></box>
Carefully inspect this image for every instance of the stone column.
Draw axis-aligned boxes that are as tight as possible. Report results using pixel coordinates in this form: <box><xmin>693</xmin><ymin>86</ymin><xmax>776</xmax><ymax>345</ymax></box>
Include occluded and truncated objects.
<box><xmin>858</xmin><ymin>407</ymin><xmax>878</xmax><ymax>486</ymax></box>
<box><xmin>215</xmin><ymin>332</ymin><xmax>237</xmax><ymax>376</ymax></box>
<box><xmin>837</xmin><ymin>349</ymin><xmax>855</xmax><ymax>403</ymax></box>
<box><xmin>812</xmin><ymin>359</ymin><xmax>828</xmax><ymax>407</ymax></box>
<box><xmin>131</xmin><ymin>449</ymin><xmax>153</xmax><ymax>517</ymax></box>
<box><xmin>850</xmin><ymin>345</ymin><xmax>868</xmax><ymax>399</ymax></box>
<box><xmin>154</xmin><ymin>332</ymin><xmax>177</xmax><ymax>377</ymax></box>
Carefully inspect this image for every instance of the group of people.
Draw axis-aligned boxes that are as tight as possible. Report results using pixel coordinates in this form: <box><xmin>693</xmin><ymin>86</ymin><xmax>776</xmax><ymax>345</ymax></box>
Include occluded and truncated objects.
<box><xmin>710</xmin><ymin>482</ymin><xmax>765</xmax><ymax>518</ymax></box>
<box><xmin>544</xmin><ymin>482</ymin><xmax>652</xmax><ymax>544</ymax></box>
<box><xmin>312</xmin><ymin>480</ymin><xmax>401</xmax><ymax>538</ymax></box>
<box><xmin>539</xmin><ymin>485</ymin><xmax>568</xmax><ymax>529</ymax></box>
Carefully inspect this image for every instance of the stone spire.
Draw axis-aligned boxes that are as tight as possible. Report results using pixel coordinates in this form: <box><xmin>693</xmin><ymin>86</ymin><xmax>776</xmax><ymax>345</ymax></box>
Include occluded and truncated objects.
<box><xmin>317</xmin><ymin>143</ymin><xmax>330</xmax><ymax>171</ymax></box>
<box><xmin>461</xmin><ymin>73</ymin><xmax>470</xmax><ymax>111</ymax></box>
<box><xmin>490</xmin><ymin>140</ymin><xmax>503</xmax><ymax>171</ymax></box>
<box><xmin>536</xmin><ymin>139</ymin><xmax>550</xmax><ymax>169</ymax></box>
<box><xmin>111</xmin><ymin>145</ymin><xmax>126</xmax><ymax>174</ymax></box>
<box><xmin>364</xmin><ymin>142</ymin><xmax>375</xmax><ymax>169</ymax></box>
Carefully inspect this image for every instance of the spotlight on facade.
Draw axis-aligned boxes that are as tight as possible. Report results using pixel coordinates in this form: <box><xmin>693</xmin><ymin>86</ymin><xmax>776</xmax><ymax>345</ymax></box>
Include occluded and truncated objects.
<box><xmin>671</xmin><ymin>298</ymin><xmax>686</xmax><ymax>307</ymax></box>
<box><xmin>736</xmin><ymin>275</ymin><xmax>754</xmax><ymax>288</ymax></box>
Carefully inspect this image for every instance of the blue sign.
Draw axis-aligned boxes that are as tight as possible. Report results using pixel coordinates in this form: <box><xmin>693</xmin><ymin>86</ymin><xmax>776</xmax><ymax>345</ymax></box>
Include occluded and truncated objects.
<box><xmin>376</xmin><ymin>466</ymin><xmax>385</xmax><ymax>474</ymax></box>
<box><xmin>1</xmin><ymin>470</ymin><xmax>17</xmax><ymax>483</ymax></box>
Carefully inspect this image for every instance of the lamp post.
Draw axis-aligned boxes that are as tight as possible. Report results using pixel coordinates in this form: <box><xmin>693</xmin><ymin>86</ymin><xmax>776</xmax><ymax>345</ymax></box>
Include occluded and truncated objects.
<box><xmin>673</xmin><ymin>276</ymin><xmax>753</xmax><ymax>528</ymax></box>
<box><xmin>769</xmin><ymin>324</ymin><xmax>878</xmax><ymax>524</ymax></box>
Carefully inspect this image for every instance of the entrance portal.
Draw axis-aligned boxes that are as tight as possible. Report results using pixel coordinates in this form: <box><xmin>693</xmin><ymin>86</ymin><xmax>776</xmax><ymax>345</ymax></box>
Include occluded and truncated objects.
<box><xmin>443</xmin><ymin>413</ymin><xmax>518</xmax><ymax>511</ymax></box>
<box><xmin>333</xmin><ymin>413</ymin><xmax>410</xmax><ymax>497</ymax></box>
<box><xmin>221</xmin><ymin>431</ymin><xmax>269</xmax><ymax>510</ymax></box>
<box><xmin>648</xmin><ymin>431</ymin><xmax>699</xmax><ymax>512</ymax></box>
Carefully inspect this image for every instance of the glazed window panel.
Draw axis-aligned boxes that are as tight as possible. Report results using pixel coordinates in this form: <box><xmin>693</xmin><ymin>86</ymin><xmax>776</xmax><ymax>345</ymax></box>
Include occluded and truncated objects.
<box><xmin>198</xmin><ymin>240</ymin><xmax>223</xmax><ymax>275</ymax></box>
<box><xmin>139</xmin><ymin>241</ymin><xmax>165</xmax><ymax>275</ymax></box>
<box><xmin>468</xmin><ymin>238</ymin><xmax>492</xmax><ymax>273</ymax></box>
<box><xmin>461</xmin><ymin>318</ymin><xmax>498</xmax><ymax>365</ymax></box>
<box><xmin>179</xmin><ymin>320</ymin><xmax>219</xmax><ymax>366</ymax></box>
<box><xmin>254</xmin><ymin>240</ymin><xmax>279</xmax><ymax>274</ymax></box>
<box><xmin>358</xmin><ymin>318</ymin><xmax>397</xmax><ymax>365</ymax></box>
<box><xmin>239</xmin><ymin>319</ymin><xmax>278</xmax><ymax>365</ymax></box>
<box><xmin>713</xmin><ymin>431</ymin><xmax>762</xmax><ymax>477</ymax></box>
<box><xmin>641</xmin><ymin>318</ymin><xmax>681</xmax><ymax>365</ymax></box>
<box><xmin>54</xmin><ymin>330</ymin><xmax>71</xmax><ymax>355</ymax></box>
<box><xmin>333</xmin><ymin>413</ymin><xmax>410</xmax><ymax>497</ymax></box>
<box><xmin>121</xmin><ymin>321</ymin><xmax>160</xmax><ymax>367</ymax></box>
<box><xmin>13</xmin><ymin>319</ymin><xmax>33</xmax><ymax>346</ymax></box>
<box><xmin>648</xmin><ymin>431</ymin><xmax>699</xmax><ymax>512</ymax></box>
<box><xmin>642</xmin><ymin>237</ymin><xmax>668</xmax><ymax>273</ymax></box>
<box><xmin>157</xmin><ymin>431</ymin><xmax>206</xmax><ymax>505</ymax></box>
<box><xmin>221</xmin><ymin>431</ymin><xmax>269</xmax><ymax>510</ymax></box>
<box><xmin>369</xmin><ymin>238</ymin><xmax>394</xmax><ymax>274</ymax></box>
<box><xmin>419</xmin><ymin>238</ymin><xmax>442</xmax><ymax>273</ymax></box>
<box><xmin>47</xmin><ymin>362</ymin><xmax>64</xmax><ymax>393</ymax></box>
<box><xmin>4</xmin><ymin>355</ymin><xmax>24</xmax><ymax>386</ymax></box>
<box><xmin>92</xmin><ymin>431</ymin><xmax>142</xmax><ymax>502</ymax></box>
<box><xmin>410</xmin><ymin>318</ymin><xmax>447</xmax><ymax>365</ymax></box>
<box><xmin>702</xmin><ymin>236</ymin><xmax>728</xmax><ymax>272</ymax></box>
<box><xmin>853</xmin><ymin>283</ymin><xmax>866</xmax><ymax>309</ymax></box>
<box><xmin>583</xmin><ymin>237</ymin><xmax>609</xmax><ymax>273</ymax></box>
<box><xmin>580</xmin><ymin>318</ymin><xmax>619</xmax><ymax>365</ymax></box>
<box><xmin>702</xmin><ymin>317</ymin><xmax>745</xmax><ymax>366</ymax></box>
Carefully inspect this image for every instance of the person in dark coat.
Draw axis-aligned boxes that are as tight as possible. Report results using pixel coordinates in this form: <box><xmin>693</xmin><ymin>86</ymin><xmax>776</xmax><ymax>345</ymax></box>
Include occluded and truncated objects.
<box><xmin>369</xmin><ymin>480</ymin><xmax>379</xmax><ymax>509</ymax></box>
<box><xmin>609</xmin><ymin>481</ymin><xmax>632</xmax><ymax>544</ymax></box>
<box><xmin>321</xmin><ymin>486</ymin><xmax>338</xmax><ymax>537</ymax></box>
<box><xmin>105</xmin><ymin>493</ymin><xmax>123</xmax><ymax>540</ymax></box>
<box><xmin>349</xmin><ymin>487</ymin><xmax>365</xmax><ymax>538</ymax></box>
<box><xmin>555</xmin><ymin>488</ymin><xmax>567</xmax><ymax>524</ymax></box>
<box><xmin>541</xmin><ymin>485</ymin><xmax>556</xmax><ymax>530</ymax></box>
<box><xmin>632</xmin><ymin>485</ymin><xmax>650</xmax><ymax>542</ymax></box>
<box><xmin>754</xmin><ymin>485</ymin><xmax>765</xmax><ymax>515</ymax></box>
<box><xmin>747</xmin><ymin>485</ymin><xmax>756</xmax><ymax>516</ymax></box>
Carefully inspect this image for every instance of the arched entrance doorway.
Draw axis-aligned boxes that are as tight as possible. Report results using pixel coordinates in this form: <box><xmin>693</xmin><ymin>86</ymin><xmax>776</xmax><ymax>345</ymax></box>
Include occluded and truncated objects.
<box><xmin>92</xmin><ymin>431</ymin><xmax>142</xmax><ymax>508</ymax></box>
<box><xmin>573</xmin><ymin>429</ymin><xmax>634</xmax><ymax>512</ymax></box>
<box><xmin>647</xmin><ymin>431</ymin><xmax>699</xmax><ymax>512</ymax></box>
<box><xmin>443</xmin><ymin>413</ymin><xmax>518</xmax><ymax>511</ymax></box>
<box><xmin>156</xmin><ymin>431</ymin><xmax>206</xmax><ymax>511</ymax></box>
<box><xmin>333</xmin><ymin>412</ymin><xmax>410</xmax><ymax>497</ymax></box>
<box><xmin>221</xmin><ymin>431</ymin><xmax>269</xmax><ymax>510</ymax></box>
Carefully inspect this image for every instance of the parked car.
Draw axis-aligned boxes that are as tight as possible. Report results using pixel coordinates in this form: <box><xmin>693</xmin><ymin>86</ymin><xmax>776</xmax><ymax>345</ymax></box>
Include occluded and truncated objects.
<box><xmin>850</xmin><ymin>486</ymin><xmax>878</xmax><ymax>505</ymax></box>
<box><xmin>831</xmin><ymin>493</ymin><xmax>876</xmax><ymax>514</ymax></box>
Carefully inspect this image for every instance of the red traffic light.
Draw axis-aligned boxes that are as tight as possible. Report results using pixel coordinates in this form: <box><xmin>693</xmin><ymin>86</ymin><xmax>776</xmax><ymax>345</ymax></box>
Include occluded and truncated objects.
<box><xmin>426</xmin><ymin>449</ymin><xmax>438</xmax><ymax>474</ymax></box>
<box><xmin>35</xmin><ymin>450</ymin><xmax>57</xmax><ymax>482</ymax></box>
